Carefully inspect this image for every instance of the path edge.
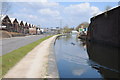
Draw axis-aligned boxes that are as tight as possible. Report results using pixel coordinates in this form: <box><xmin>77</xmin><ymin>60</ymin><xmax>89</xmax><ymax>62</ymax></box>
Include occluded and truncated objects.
<box><xmin>47</xmin><ymin>35</ymin><xmax>62</xmax><ymax>78</ymax></box>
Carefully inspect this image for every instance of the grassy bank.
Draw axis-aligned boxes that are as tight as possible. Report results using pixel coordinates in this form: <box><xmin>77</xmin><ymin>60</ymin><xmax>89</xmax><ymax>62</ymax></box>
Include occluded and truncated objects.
<box><xmin>0</xmin><ymin>35</ymin><xmax>53</xmax><ymax>78</ymax></box>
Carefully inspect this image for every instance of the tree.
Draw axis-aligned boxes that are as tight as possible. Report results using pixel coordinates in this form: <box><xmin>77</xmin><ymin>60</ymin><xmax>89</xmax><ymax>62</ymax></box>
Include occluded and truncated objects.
<box><xmin>76</xmin><ymin>22</ymin><xmax>89</xmax><ymax>31</ymax></box>
<box><xmin>0</xmin><ymin>2</ymin><xmax>11</xmax><ymax>19</ymax></box>
<box><xmin>63</xmin><ymin>26</ymin><xmax>72</xmax><ymax>33</ymax></box>
<box><xmin>105</xmin><ymin>6</ymin><xmax>111</xmax><ymax>11</ymax></box>
<box><xmin>1</xmin><ymin>2</ymin><xmax>11</xmax><ymax>15</ymax></box>
<box><xmin>0</xmin><ymin>2</ymin><xmax>11</xmax><ymax>26</ymax></box>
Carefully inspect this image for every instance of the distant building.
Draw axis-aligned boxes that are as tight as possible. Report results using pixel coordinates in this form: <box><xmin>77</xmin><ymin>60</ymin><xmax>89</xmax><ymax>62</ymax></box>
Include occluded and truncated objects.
<box><xmin>40</xmin><ymin>28</ymin><xmax>44</xmax><ymax>33</ymax></box>
<box><xmin>72</xmin><ymin>30</ymin><xmax>78</xmax><ymax>34</ymax></box>
<box><xmin>78</xmin><ymin>24</ymin><xmax>88</xmax><ymax>35</ymax></box>
<box><xmin>37</xmin><ymin>28</ymin><xmax>41</xmax><ymax>34</ymax></box>
<box><xmin>1</xmin><ymin>15</ymin><xmax>41</xmax><ymax>35</ymax></box>
<box><xmin>10</xmin><ymin>18</ymin><xmax>19</xmax><ymax>32</ymax></box>
<box><xmin>20</xmin><ymin>21</ymin><xmax>29</xmax><ymax>34</ymax></box>
<box><xmin>1</xmin><ymin>15</ymin><xmax>12</xmax><ymax>31</ymax></box>
<box><xmin>29</xmin><ymin>25</ymin><xmax>37</xmax><ymax>35</ymax></box>
<box><xmin>24</xmin><ymin>22</ymin><xmax>29</xmax><ymax>34</ymax></box>
<box><xmin>44</xmin><ymin>28</ymin><xmax>50</xmax><ymax>33</ymax></box>
<box><xmin>19</xmin><ymin>21</ymin><xmax>24</xmax><ymax>33</ymax></box>
<box><xmin>28</xmin><ymin>24</ymin><xmax>31</xmax><ymax>28</ymax></box>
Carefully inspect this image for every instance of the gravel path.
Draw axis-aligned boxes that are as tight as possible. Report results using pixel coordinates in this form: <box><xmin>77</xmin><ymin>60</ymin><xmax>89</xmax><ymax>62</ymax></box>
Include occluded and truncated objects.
<box><xmin>4</xmin><ymin>35</ymin><xmax>57</xmax><ymax>78</ymax></box>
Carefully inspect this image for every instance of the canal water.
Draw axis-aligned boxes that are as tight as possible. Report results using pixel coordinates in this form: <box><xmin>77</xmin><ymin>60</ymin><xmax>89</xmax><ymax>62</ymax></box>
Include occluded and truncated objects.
<box><xmin>54</xmin><ymin>34</ymin><xmax>120</xmax><ymax>79</ymax></box>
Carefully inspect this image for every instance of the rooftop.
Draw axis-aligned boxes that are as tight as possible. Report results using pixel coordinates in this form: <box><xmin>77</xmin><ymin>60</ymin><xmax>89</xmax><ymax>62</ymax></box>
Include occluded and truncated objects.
<box><xmin>92</xmin><ymin>6</ymin><xmax>120</xmax><ymax>19</ymax></box>
<box><xmin>10</xmin><ymin>18</ymin><xmax>16</xmax><ymax>23</ymax></box>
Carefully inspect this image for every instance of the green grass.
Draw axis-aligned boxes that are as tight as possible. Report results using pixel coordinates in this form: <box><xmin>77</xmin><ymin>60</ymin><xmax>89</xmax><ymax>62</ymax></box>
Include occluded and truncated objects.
<box><xmin>0</xmin><ymin>35</ymin><xmax>53</xmax><ymax>78</ymax></box>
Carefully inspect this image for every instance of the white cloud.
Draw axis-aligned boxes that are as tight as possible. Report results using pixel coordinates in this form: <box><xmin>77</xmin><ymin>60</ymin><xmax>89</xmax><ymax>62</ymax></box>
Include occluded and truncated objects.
<box><xmin>2</xmin><ymin>0</ymin><xmax>48</xmax><ymax>2</ymax></box>
<box><xmin>62</xmin><ymin>3</ymin><xmax>102</xmax><ymax>27</ymax></box>
<box><xmin>65</xmin><ymin>3</ymin><xmax>89</xmax><ymax>13</ymax></box>
<box><xmin>9</xmin><ymin>13</ymin><xmax>38</xmax><ymax>24</ymax></box>
<box><xmin>64</xmin><ymin>3</ymin><xmax>101</xmax><ymax>16</ymax></box>
<box><xmin>72</xmin><ymin>69</ymin><xmax>86</xmax><ymax>76</ymax></box>
<box><xmin>91</xmin><ymin>6</ymin><xmax>102</xmax><ymax>16</ymax></box>
<box><xmin>8</xmin><ymin>2</ymin><xmax>103</xmax><ymax>28</ymax></box>
<box><xmin>40</xmin><ymin>2</ymin><xmax>59</xmax><ymax>7</ymax></box>
<box><xmin>27</xmin><ymin>2</ymin><xmax>59</xmax><ymax>8</ymax></box>
<box><xmin>28</xmin><ymin>15</ymin><xmax>37</xmax><ymax>19</ymax></box>
<box><xmin>38</xmin><ymin>8</ymin><xmax>60</xmax><ymax>17</ymax></box>
<box><xmin>19</xmin><ymin>8</ymin><xmax>29</xmax><ymax>12</ymax></box>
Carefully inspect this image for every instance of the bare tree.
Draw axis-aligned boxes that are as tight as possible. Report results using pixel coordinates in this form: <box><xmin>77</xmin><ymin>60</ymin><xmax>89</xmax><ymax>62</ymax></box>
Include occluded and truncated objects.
<box><xmin>0</xmin><ymin>2</ymin><xmax>11</xmax><ymax>26</ymax></box>
<box><xmin>1</xmin><ymin>2</ymin><xmax>11</xmax><ymax>16</ymax></box>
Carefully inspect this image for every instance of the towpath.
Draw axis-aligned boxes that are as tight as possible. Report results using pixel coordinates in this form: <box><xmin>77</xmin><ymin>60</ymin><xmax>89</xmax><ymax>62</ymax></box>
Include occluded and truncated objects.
<box><xmin>4</xmin><ymin>35</ymin><xmax>58</xmax><ymax>78</ymax></box>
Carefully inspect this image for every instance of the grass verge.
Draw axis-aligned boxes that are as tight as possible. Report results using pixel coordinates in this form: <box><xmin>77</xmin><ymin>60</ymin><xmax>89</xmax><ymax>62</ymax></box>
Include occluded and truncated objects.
<box><xmin>0</xmin><ymin>35</ymin><xmax>53</xmax><ymax>78</ymax></box>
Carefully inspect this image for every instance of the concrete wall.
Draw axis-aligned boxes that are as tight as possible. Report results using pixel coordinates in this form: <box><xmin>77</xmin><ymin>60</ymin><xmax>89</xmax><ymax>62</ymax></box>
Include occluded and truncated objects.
<box><xmin>87</xmin><ymin>41</ymin><xmax>120</xmax><ymax>78</ymax></box>
<box><xmin>88</xmin><ymin>6</ymin><xmax>120</xmax><ymax>47</ymax></box>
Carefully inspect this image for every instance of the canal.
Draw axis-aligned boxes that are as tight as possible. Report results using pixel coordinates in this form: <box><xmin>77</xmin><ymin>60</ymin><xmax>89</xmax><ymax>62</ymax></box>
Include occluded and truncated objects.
<box><xmin>54</xmin><ymin>34</ymin><xmax>120</xmax><ymax>79</ymax></box>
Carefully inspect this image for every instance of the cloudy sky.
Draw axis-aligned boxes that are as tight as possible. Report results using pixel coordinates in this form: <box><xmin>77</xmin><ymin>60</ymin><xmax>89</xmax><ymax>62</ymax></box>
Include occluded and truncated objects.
<box><xmin>7</xmin><ymin>1</ymin><xmax>118</xmax><ymax>28</ymax></box>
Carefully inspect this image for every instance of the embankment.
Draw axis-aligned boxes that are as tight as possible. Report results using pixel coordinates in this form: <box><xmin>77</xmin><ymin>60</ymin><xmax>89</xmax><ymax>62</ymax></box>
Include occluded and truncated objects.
<box><xmin>0</xmin><ymin>30</ymin><xmax>26</xmax><ymax>39</ymax></box>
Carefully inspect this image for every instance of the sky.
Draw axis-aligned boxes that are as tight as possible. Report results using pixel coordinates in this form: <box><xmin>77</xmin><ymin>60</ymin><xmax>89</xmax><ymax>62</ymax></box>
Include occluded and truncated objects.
<box><xmin>5</xmin><ymin>1</ymin><xmax>119</xmax><ymax>28</ymax></box>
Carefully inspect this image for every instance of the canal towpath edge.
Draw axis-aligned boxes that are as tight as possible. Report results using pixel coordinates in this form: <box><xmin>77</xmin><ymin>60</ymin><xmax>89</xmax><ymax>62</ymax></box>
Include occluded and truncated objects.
<box><xmin>3</xmin><ymin>35</ymin><xmax>59</xmax><ymax>78</ymax></box>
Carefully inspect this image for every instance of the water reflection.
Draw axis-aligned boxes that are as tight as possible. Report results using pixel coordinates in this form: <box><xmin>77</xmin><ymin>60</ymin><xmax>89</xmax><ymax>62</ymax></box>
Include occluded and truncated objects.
<box><xmin>65</xmin><ymin>34</ymin><xmax>72</xmax><ymax>41</ymax></box>
<box><xmin>87</xmin><ymin>42</ymin><xmax>120</xmax><ymax>79</ymax></box>
<box><xmin>55</xmin><ymin>34</ymin><xmax>102</xmax><ymax>78</ymax></box>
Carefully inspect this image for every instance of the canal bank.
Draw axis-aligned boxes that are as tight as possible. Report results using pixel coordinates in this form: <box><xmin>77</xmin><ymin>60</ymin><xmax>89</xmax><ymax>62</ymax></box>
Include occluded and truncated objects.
<box><xmin>3</xmin><ymin>35</ymin><xmax>59</xmax><ymax>78</ymax></box>
<box><xmin>47</xmin><ymin>35</ymin><xmax>60</xmax><ymax>78</ymax></box>
<box><xmin>54</xmin><ymin>34</ymin><xmax>120</xmax><ymax>79</ymax></box>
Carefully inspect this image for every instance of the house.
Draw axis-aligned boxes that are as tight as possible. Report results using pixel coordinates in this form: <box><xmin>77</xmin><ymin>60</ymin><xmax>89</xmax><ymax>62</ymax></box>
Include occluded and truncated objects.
<box><xmin>10</xmin><ymin>18</ymin><xmax>19</xmax><ymax>32</ymax></box>
<box><xmin>28</xmin><ymin>24</ymin><xmax>31</xmax><ymax>28</ymax></box>
<box><xmin>29</xmin><ymin>25</ymin><xmax>37</xmax><ymax>35</ymax></box>
<box><xmin>1</xmin><ymin>15</ymin><xmax>40</xmax><ymax>35</ymax></box>
<box><xmin>26</xmin><ymin>23</ymin><xmax>31</xmax><ymax>34</ymax></box>
<box><xmin>36</xmin><ymin>27</ymin><xmax>41</xmax><ymax>34</ymax></box>
<box><xmin>19</xmin><ymin>21</ymin><xmax>24</xmax><ymax>34</ymax></box>
<box><xmin>40</xmin><ymin>28</ymin><xmax>44</xmax><ymax>33</ymax></box>
<box><xmin>44</xmin><ymin>28</ymin><xmax>51</xmax><ymax>33</ymax></box>
<box><xmin>1</xmin><ymin>15</ymin><xmax>12</xmax><ymax>31</ymax></box>
<box><xmin>33</xmin><ymin>25</ymin><xmax>37</xmax><ymax>34</ymax></box>
<box><xmin>22</xmin><ymin>21</ymin><xmax>26</xmax><ymax>34</ymax></box>
<box><xmin>18</xmin><ymin>20</ymin><xmax>22</xmax><ymax>33</ymax></box>
<box><xmin>24</xmin><ymin>22</ymin><xmax>29</xmax><ymax>34</ymax></box>
<box><xmin>79</xmin><ymin>24</ymin><xmax>88</xmax><ymax>35</ymax></box>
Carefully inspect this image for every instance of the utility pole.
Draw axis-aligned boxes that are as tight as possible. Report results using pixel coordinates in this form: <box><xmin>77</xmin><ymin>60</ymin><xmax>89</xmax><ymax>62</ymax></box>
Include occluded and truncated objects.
<box><xmin>60</xmin><ymin>19</ymin><xmax>62</xmax><ymax>28</ymax></box>
<box><xmin>59</xmin><ymin>19</ymin><xmax>63</xmax><ymax>34</ymax></box>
